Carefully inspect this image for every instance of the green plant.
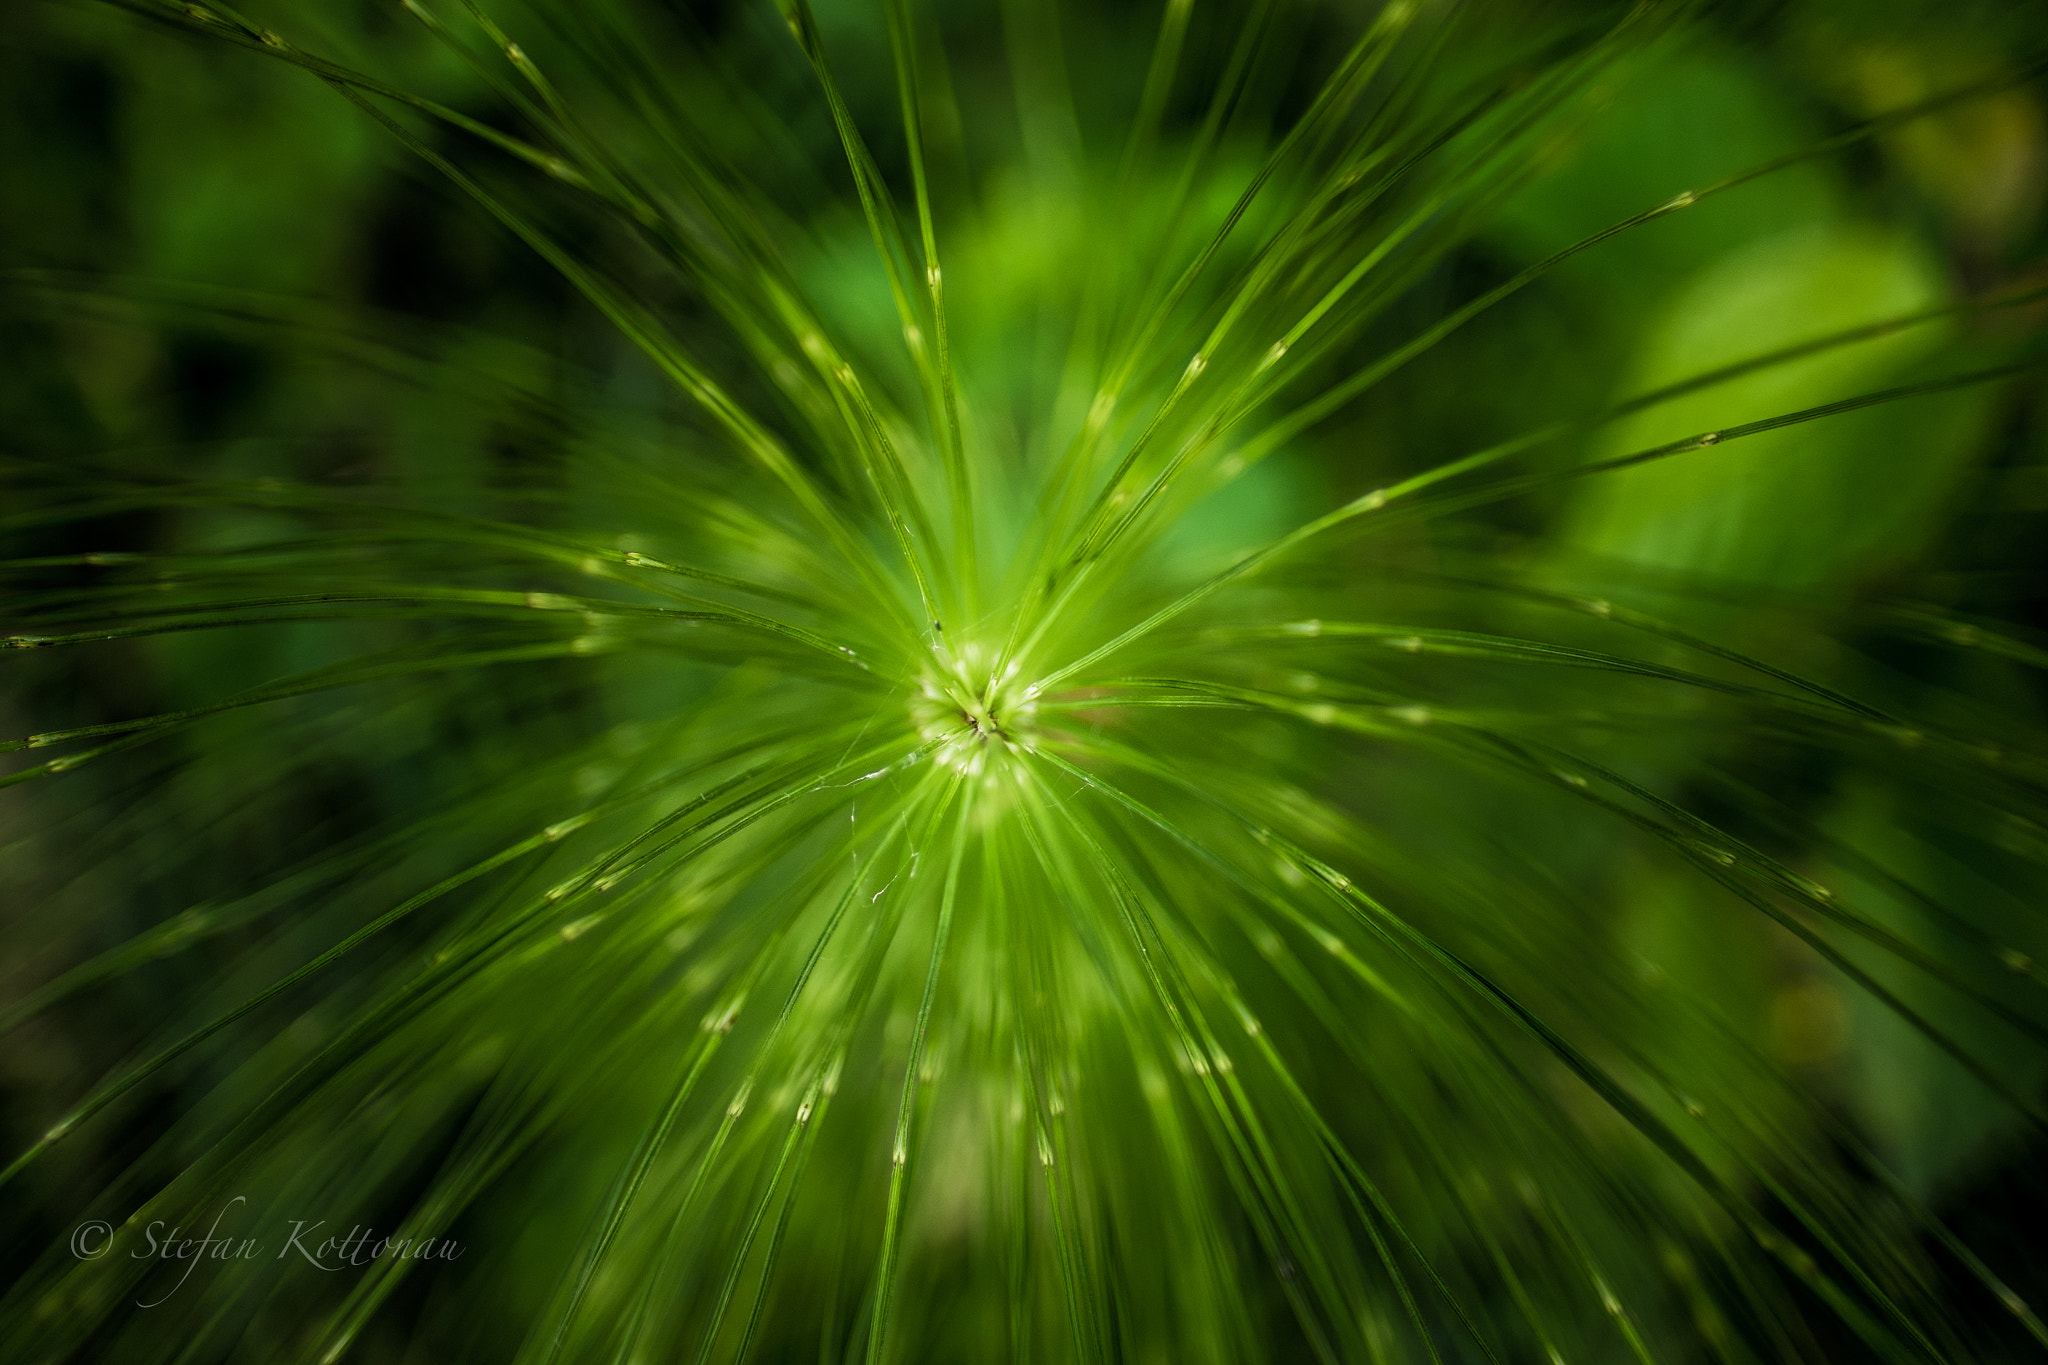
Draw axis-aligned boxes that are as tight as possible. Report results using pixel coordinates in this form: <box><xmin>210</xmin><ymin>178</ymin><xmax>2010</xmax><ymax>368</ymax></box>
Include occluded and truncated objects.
<box><xmin>3</xmin><ymin>0</ymin><xmax>2046</xmax><ymax>1361</ymax></box>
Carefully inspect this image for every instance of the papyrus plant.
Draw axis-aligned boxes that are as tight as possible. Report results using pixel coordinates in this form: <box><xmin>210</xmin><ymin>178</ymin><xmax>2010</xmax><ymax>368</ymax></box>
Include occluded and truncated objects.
<box><xmin>3</xmin><ymin>0</ymin><xmax>2045</xmax><ymax>1361</ymax></box>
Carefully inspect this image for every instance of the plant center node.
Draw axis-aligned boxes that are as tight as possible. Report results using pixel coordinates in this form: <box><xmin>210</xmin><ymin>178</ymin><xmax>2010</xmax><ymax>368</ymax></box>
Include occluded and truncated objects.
<box><xmin>913</xmin><ymin>654</ymin><xmax>1040</xmax><ymax>776</ymax></box>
